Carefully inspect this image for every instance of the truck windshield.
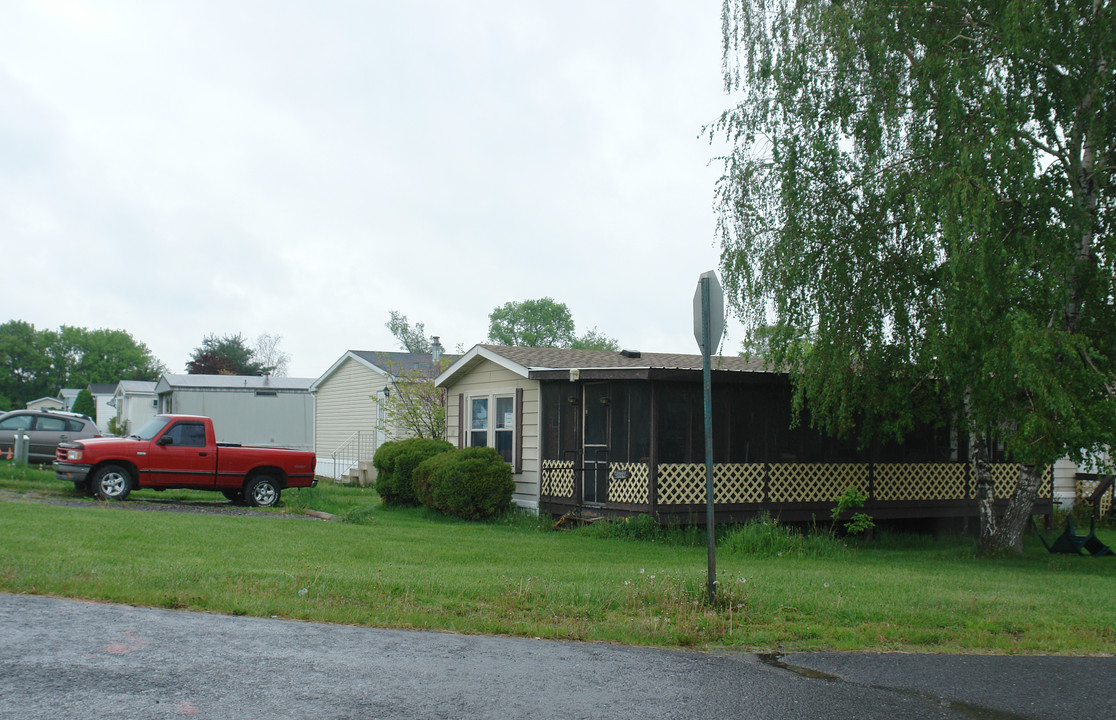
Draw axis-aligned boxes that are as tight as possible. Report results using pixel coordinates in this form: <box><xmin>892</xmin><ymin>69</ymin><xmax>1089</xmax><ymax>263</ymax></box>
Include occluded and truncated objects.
<box><xmin>132</xmin><ymin>416</ymin><xmax>172</xmax><ymax>441</ymax></box>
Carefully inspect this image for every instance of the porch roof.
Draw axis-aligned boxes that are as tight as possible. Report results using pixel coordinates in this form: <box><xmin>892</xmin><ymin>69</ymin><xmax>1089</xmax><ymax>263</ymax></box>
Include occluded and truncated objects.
<box><xmin>436</xmin><ymin>344</ymin><xmax>773</xmax><ymax>387</ymax></box>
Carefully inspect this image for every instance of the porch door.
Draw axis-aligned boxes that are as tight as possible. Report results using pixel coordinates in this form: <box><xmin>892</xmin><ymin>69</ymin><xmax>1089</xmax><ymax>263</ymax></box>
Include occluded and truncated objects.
<box><xmin>582</xmin><ymin>383</ymin><xmax>610</xmax><ymax>504</ymax></box>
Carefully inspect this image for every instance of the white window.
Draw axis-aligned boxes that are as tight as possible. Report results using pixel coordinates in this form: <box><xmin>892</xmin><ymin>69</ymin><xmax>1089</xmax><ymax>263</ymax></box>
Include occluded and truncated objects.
<box><xmin>468</xmin><ymin>393</ymin><xmax>515</xmax><ymax>464</ymax></box>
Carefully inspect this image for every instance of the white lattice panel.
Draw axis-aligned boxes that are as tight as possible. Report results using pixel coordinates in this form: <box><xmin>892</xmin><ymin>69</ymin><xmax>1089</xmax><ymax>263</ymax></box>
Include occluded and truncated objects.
<box><xmin>657</xmin><ymin>463</ymin><xmax>765</xmax><ymax>505</ymax></box>
<box><xmin>768</xmin><ymin>463</ymin><xmax>869</xmax><ymax>503</ymax></box>
<box><xmin>657</xmin><ymin>464</ymin><xmax>705</xmax><ymax>505</ymax></box>
<box><xmin>608</xmin><ymin>463</ymin><xmax>650</xmax><ymax>505</ymax></box>
<box><xmin>541</xmin><ymin>460</ymin><xmax>574</xmax><ymax>498</ymax></box>
<box><xmin>875</xmin><ymin>463</ymin><xmax>966</xmax><ymax>501</ymax></box>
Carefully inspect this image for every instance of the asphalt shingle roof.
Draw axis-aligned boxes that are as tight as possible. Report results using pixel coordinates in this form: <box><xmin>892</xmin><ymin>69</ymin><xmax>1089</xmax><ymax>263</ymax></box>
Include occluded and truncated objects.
<box><xmin>476</xmin><ymin>345</ymin><xmax>770</xmax><ymax>373</ymax></box>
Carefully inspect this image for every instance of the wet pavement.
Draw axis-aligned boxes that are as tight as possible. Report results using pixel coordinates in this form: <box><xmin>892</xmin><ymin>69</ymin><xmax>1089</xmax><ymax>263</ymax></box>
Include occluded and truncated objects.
<box><xmin>1</xmin><ymin>593</ymin><xmax>1112</xmax><ymax>719</ymax></box>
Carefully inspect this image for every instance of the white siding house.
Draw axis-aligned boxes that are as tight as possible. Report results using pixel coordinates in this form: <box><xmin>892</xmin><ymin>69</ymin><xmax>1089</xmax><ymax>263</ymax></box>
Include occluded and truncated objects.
<box><xmin>110</xmin><ymin>381</ymin><xmax>158</xmax><ymax>435</ymax></box>
<box><xmin>155</xmin><ymin>374</ymin><xmax>315</xmax><ymax>450</ymax></box>
<box><xmin>436</xmin><ymin>345</ymin><xmax>541</xmax><ymax>512</ymax></box>
<box><xmin>88</xmin><ymin>383</ymin><xmax>118</xmax><ymax>434</ymax></box>
<box><xmin>25</xmin><ymin>396</ymin><xmax>64</xmax><ymax>411</ymax></box>
<box><xmin>310</xmin><ymin>348</ymin><xmax>452</xmax><ymax>482</ymax></box>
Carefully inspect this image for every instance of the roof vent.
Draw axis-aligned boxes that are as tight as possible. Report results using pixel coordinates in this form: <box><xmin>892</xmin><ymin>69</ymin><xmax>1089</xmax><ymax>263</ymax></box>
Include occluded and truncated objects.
<box><xmin>620</xmin><ymin>349</ymin><xmax>641</xmax><ymax>359</ymax></box>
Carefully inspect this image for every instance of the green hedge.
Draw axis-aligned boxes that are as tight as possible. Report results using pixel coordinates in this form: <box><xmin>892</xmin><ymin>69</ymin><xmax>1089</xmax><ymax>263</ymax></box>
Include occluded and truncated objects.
<box><xmin>415</xmin><ymin>446</ymin><xmax>514</xmax><ymax>520</ymax></box>
<box><xmin>372</xmin><ymin>438</ymin><xmax>454</xmax><ymax>506</ymax></box>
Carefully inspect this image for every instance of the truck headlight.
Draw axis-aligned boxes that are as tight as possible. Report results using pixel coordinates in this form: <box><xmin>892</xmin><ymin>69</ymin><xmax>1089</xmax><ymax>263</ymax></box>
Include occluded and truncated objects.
<box><xmin>66</xmin><ymin>448</ymin><xmax>83</xmax><ymax>462</ymax></box>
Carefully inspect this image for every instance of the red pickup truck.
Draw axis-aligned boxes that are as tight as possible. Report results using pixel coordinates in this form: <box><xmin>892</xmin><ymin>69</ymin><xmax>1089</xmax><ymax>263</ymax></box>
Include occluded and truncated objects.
<box><xmin>53</xmin><ymin>414</ymin><xmax>317</xmax><ymax>507</ymax></box>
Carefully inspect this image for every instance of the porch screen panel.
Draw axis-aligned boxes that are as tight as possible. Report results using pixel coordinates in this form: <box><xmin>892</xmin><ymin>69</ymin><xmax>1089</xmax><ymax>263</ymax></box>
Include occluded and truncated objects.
<box><xmin>629</xmin><ymin>384</ymin><xmax>651</xmax><ymax>464</ymax></box>
<box><xmin>609</xmin><ymin>382</ymin><xmax>629</xmax><ymax>463</ymax></box>
<box><xmin>657</xmin><ymin>383</ymin><xmax>700</xmax><ymax>463</ymax></box>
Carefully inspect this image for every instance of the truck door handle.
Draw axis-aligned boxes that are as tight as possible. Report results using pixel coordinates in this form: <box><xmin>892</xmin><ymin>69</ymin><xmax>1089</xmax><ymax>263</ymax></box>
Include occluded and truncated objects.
<box><xmin>199</xmin><ymin>452</ymin><xmax>208</xmax><ymax>457</ymax></box>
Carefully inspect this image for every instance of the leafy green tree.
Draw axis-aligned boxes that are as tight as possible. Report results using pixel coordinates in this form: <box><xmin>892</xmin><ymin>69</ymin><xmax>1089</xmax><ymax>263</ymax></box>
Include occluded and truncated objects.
<box><xmin>488</xmin><ymin>298</ymin><xmax>576</xmax><ymax>348</ymax></box>
<box><xmin>71</xmin><ymin>389</ymin><xmax>96</xmax><ymax>418</ymax></box>
<box><xmin>570</xmin><ymin>327</ymin><xmax>620</xmax><ymax>352</ymax></box>
<box><xmin>386</xmin><ymin>311</ymin><xmax>433</xmax><ymax>354</ymax></box>
<box><xmin>0</xmin><ymin>320</ymin><xmax>54</xmax><ymax>409</ymax></box>
<box><xmin>713</xmin><ymin>0</ymin><xmax>1115</xmax><ymax>554</ymax></box>
<box><xmin>0</xmin><ymin>321</ymin><xmax>164</xmax><ymax>410</ymax></box>
<box><xmin>48</xmin><ymin>326</ymin><xmax>164</xmax><ymax>388</ymax></box>
<box><xmin>186</xmin><ymin>333</ymin><xmax>271</xmax><ymax>375</ymax></box>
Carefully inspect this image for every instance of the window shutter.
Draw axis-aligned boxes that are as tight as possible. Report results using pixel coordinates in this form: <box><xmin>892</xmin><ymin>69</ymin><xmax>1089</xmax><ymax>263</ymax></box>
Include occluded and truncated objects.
<box><xmin>457</xmin><ymin>393</ymin><xmax>464</xmax><ymax>448</ymax></box>
<box><xmin>515</xmin><ymin>387</ymin><xmax>523</xmax><ymax>474</ymax></box>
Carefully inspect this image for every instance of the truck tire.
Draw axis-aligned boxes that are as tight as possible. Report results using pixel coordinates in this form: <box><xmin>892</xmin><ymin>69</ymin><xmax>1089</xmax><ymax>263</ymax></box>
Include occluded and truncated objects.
<box><xmin>245</xmin><ymin>475</ymin><xmax>280</xmax><ymax>508</ymax></box>
<box><xmin>92</xmin><ymin>464</ymin><xmax>132</xmax><ymax>501</ymax></box>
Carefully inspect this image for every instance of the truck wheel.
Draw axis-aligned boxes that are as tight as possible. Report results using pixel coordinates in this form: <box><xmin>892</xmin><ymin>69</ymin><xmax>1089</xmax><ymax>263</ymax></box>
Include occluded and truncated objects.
<box><xmin>246</xmin><ymin>476</ymin><xmax>280</xmax><ymax>508</ymax></box>
<box><xmin>92</xmin><ymin>465</ymin><xmax>132</xmax><ymax>501</ymax></box>
<box><xmin>222</xmin><ymin>490</ymin><xmax>245</xmax><ymax>505</ymax></box>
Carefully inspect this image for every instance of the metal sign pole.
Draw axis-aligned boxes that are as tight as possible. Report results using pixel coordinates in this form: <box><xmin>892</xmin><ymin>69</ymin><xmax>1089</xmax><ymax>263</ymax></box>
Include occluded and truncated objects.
<box><xmin>693</xmin><ymin>270</ymin><xmax>724</xmax><ymax>606</ymax></box>
<box><xmin>701</xmin><ymin>277</ymin><xmax>717</xmax><ymax>605</ymax></box>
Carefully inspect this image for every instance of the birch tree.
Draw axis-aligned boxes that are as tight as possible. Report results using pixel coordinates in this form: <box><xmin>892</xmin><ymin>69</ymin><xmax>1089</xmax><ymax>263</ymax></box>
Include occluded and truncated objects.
<box><xmin>713</xmin><ymin>0</ymin><xmax>1115</xmax><ymax>553</ymax></box>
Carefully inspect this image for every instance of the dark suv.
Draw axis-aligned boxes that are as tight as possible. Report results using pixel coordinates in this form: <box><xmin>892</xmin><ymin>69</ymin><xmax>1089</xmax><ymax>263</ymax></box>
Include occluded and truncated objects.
<box><xmin>0</xmin><ymin>409</ymin><xmax>100</xmax><ymax>464</ymax></box>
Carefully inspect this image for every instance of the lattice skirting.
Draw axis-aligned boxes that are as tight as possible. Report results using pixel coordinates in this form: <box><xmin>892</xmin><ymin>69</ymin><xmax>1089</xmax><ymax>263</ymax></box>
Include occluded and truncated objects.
<box><xmin>768</xmin><ymin>463</ymin><xmax>869</xmax><ymax>503</ymax></box>
<box><xmin>541</xmin><ymin>460</ymin><xmax>574</xmax><ymax>499</ymax></box>
<box><xmin>542</xmin><ymin>460</ymin><xmax>1054</xmax><ymax>507</ymax></box>
<box><xmin>875</xmin><ymin>463</ymin><xmax>966</xmax><ymax>501</ymax></box>
<box><xmin>991</xmin><ymin>464</ymin><xmax>1053</xmax><ymax>499</ymax></box>
<box><xmin>1077</xmin><ymin>478</ymin><xmax>1114</xmax><ymax>519</ymax></box>
<box><xmin>607</xmin><ymin>463</ymin><xmax>650</xmax><ymax>505</ymax></box>
<box><xmin>657</xmin><ymin>463</ymin><xmax>766</xmax><ymax>505</ymax></box>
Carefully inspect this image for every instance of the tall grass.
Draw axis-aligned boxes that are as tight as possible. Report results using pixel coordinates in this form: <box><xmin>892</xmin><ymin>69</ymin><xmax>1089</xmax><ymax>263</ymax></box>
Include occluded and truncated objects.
<box><xmin>1</xmin><ymin>461</ymin><xmax>1113</xmax><ymax>654</ymax></box>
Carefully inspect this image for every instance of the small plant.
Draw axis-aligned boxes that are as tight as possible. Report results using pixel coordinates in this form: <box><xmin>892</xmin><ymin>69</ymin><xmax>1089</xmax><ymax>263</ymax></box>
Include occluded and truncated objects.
<box><xmin>107</xmin><ymin>416</ymin><xmax>128</xmax><ymax>437</ymax></box>
<box><xmin>831</xmin><ymin>487</ymin><xmax>875</xmax><ymax>536</ymax></box>
<box><xmin>720</xmin><ymin>512</ymin><xmax>849</xmax><ymax>558</ymax></box>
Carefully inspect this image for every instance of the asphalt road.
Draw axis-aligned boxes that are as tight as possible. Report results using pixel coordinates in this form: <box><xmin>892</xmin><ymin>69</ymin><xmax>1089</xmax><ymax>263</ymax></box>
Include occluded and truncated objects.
<box><xmin>1</xmin><ymin>593</ymin><xmax>1112</xmax><ymax>720</ymax></box>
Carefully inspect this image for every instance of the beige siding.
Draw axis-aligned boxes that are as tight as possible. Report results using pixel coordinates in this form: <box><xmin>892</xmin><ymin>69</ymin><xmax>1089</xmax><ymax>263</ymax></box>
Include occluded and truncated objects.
<box><xmin>314</xmin><ymin>357</ymin><xmax>388</xmax><ymax>462</ymax></box>
<box><xmin>445</xmin><ymin>360</ymin><xmax>540</xmax><ymax>511</ymax></box>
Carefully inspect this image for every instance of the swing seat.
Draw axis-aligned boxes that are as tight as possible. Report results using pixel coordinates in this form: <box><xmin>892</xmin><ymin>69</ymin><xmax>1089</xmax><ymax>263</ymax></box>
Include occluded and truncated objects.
<box><xmin>1034</xmin><ymin>516</ymin><xmax>1112</xmax><ymax>557</ymax></box>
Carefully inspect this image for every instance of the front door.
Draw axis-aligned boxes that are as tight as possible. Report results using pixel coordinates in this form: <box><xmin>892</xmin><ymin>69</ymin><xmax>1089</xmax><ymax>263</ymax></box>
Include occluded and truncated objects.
<box><xmin>582</xmin><ymin>383</ymin><xmax>609</xmax><ymax>504</ymax></box>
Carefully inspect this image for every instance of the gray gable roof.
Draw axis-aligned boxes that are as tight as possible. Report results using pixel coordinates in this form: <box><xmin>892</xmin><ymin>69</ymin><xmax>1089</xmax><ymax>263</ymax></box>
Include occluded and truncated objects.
<box><xmin>475</xmin><ymin>345</ymin><xmax>767</xmax><ymax>373</ymax></box>
<box><xmin>350</xmin><ymin>351</ymin><xmax>459</xmax><ymax>378</ymax></box>
<box><xmin>437</xmin><ymin>345</ymin><xmax>772</xmax><ymax>387</ymax></box>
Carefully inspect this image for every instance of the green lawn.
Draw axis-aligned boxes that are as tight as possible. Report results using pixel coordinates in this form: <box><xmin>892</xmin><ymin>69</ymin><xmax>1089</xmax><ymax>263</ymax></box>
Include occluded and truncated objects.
<box><xmin>1</xmin><ymin>461</ymin><xmax>1113</xmax><ymax>654</ymax></box>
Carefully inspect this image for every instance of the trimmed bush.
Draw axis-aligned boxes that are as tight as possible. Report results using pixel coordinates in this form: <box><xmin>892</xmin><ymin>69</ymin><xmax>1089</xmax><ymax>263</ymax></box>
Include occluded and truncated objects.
<box><xmin>420</xmin><ymin>446</ymin><xmax>514</xmax><ymax>520</ymax></box>
<box><xmin>372</xmin><ymin>438</ymin><xmax>454</xmax><ymax>506</ymax></box>
<box><xmin>411</xmin><ymin>451</ymin><xmax>455</xmax><ymax>509</ymax></box>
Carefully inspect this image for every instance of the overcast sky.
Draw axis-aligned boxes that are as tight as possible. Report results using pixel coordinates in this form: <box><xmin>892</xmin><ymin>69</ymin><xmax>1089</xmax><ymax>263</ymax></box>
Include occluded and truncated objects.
<box><xmin>2</xmin><ymin>0</ymin><xmax>740</xmax><ymax>379</ymax></box>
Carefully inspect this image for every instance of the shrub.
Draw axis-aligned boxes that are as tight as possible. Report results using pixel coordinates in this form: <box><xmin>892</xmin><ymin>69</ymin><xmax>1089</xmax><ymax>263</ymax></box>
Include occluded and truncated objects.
<box><xmin>421</xmin><ymin>446</ymin><xmax>514</xmax><ymax>520</ymax></box>
<box><xmin>412</xmin><ymin>451</ymin><xmax>455</xmax><ymax>508</ymax></box>
<box><xmin>372</xmin><ymin>438</ymin><xmax>454</xmax><ymax>506</ymax></box>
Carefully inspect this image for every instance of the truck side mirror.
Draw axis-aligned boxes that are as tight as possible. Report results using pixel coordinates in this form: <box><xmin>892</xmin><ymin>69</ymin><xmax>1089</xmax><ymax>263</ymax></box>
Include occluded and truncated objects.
<box><xmin>156</xmin><ymin>435</ymin><xmax>174</xmax><ymax>446</ymax></box>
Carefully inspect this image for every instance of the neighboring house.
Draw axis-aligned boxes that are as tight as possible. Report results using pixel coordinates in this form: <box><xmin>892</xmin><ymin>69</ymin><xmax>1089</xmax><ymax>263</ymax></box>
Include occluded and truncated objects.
<box><xmin>110</xmin><ymin>381</ymin><xmax>159</xmax><ymax>435</ymax></box>
<box><xmin>436</xmin><ymin>345</ymin><xmax>1058</xmax><ymax>524</ymax></box>
<box><xmin>59</xmin><ymin>389</ymin><xmax>80</xmax><ymax>411</ymax></box>
<box><xmin>310</xmin><ymin>340</ymin><xmax>455</xmax><ymax>481</ymax></box>
<box><xmin>25</xmin><ymin>396</ymin><xmax>64</xmax><ymax>411</ymax></box>
<box><xmin>155</xmin><ymin>374</ymin><xmax>315</xmax><ymax>450</ymax></box>
<box><xmin>88</xmin><ymin>383</ymin><xmax>118</xmax><ymax>434</ymax></box>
